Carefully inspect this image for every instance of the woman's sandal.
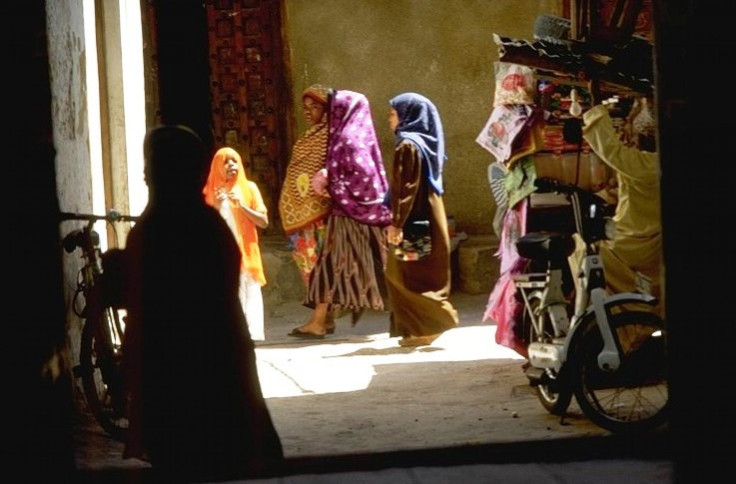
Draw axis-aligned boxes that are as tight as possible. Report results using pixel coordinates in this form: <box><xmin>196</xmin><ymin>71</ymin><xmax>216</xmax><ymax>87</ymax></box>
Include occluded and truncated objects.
<box><xmin>288</xmin><ymin>327</ymin><xmax>325</xmax><ymax>339</ymax></box>
<box><xmin>398</xmin><ymin>334</ymin><xmax>440</xmax><ymax>347</ymax></box>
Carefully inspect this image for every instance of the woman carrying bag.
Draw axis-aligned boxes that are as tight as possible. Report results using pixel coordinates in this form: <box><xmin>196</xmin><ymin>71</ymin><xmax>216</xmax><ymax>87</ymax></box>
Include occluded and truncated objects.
<box><xmin>385</xmin><ymin>92</ymin><xmax>459</xmax><ymax>347</ymax></box>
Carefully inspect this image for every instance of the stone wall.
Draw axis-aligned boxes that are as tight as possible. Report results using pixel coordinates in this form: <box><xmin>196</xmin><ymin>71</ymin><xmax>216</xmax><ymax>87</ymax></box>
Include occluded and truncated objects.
<box><xmin>283</xmin><ymin>0</ymin><xmax>563</xmax><ymax>235</ymax></box>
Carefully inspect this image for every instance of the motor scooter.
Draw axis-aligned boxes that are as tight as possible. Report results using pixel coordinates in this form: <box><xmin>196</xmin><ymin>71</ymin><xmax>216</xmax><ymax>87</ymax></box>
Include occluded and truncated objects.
<box><xmin>513</xmin><ymin>178</ymin><xmax>668</xmax><ymax>433</ymax></box>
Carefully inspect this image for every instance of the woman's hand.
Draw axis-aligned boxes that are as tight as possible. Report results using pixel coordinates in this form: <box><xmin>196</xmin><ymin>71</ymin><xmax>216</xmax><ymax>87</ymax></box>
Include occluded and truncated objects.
<box><xmin>311</xmin><ymin>168</ymin><xmax>329</xmax><ymax>197</ymax></box>
<box><xmin>387</xmin><ymin>225</ymin><xmax>403</xmax><ymax>245</ymax></box>
<box><xmin>226</xmin><ymin>191</ymin><xmax>241</xmax><ymax>204</ymax></box>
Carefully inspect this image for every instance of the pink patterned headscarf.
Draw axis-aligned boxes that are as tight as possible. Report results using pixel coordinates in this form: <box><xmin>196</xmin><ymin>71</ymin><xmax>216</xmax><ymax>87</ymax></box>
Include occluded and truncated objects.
<box><xmin>325</xmin><ymin>90</ymin><xmax>391</xmax><ymax>227</ymax></box>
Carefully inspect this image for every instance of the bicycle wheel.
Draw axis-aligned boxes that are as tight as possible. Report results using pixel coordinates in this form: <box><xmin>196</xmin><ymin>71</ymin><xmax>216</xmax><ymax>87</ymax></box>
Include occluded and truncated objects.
<box><xmin>525</xmin><ymin>294</ymin><xmax>573</xmax><ymax>415</ymax></box>
<box><xmin>79</xmin><ymin>305</ymin><xmax>128</xmax><ymax>441</ymax></box>
<box><xmin>572</xmin><ymin>309</ymin><xmax>668</xmax><ymax>433</ymax></box>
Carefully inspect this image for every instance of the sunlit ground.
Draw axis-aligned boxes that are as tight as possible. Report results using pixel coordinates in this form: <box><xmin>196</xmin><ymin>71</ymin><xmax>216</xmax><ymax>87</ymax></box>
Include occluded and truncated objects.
<box><xmin>256</xmin><ymin>325</ymin><xmax>524</xmax><ymax>398</ymax></box>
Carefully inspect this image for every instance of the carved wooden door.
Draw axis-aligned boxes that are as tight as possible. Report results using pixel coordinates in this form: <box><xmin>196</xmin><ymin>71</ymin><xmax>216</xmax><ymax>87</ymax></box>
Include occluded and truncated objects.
<box><xmin>205</xmin><ymin>0</ymin><xmax>292</xmax><ymax>235</ymax></box>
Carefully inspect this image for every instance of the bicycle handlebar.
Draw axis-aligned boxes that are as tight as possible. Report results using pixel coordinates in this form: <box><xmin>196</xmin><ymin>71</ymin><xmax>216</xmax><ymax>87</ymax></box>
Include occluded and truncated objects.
<box><xmin>59</xmin><ymin>210</ymin><xmax>140</xmax><ymax>224</ymax></box>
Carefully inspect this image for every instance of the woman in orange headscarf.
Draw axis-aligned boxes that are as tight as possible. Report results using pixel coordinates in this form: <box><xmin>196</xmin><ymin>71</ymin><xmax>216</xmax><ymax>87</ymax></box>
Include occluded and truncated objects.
<box><xmin>203</xmin><ymin>147</ymin><xmax>269</xmax><ymax>341</ymax></box>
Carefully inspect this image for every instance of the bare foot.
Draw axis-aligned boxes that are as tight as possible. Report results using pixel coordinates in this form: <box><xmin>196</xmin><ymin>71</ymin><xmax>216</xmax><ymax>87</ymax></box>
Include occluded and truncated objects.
<box><xmin>301</xmin><ymin>322</ymin><xmax>327</xmax><ymax>335</ymax></box>
<box><xmin>288</xmin><ymin>322</ymin><xmax>326</xmax><ymax>339</ymax></box>
<box><xmin>288</xmin><ymin>303</ymin><xmax>330</xmax><ymax>337</ymax></box>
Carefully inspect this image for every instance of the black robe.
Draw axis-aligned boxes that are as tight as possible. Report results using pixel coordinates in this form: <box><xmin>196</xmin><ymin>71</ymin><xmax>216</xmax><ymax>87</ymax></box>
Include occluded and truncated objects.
<box><xmin>386</xmin><ymin>142</ymin><xmax>459</xmax><ymax>338</ymax></box>
<box><xmin>123</xmin><ymin>198</ymin><xmax>283</xmax><ymax>480</ymax></box>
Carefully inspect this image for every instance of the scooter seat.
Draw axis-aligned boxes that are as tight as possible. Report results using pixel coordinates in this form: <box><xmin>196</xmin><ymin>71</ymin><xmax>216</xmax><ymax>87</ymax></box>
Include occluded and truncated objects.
<box><xmin>516</xmin><ymin>231</ymin><xmax>575</xmax><ymax>262</ymax></box>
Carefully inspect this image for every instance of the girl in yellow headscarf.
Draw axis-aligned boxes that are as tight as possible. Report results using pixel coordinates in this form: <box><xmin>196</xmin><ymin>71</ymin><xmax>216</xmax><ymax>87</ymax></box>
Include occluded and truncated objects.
<box><xmin>204</xmin><ymin>147</ymin><xmax>269</xmax><ymax>341</ymax></box>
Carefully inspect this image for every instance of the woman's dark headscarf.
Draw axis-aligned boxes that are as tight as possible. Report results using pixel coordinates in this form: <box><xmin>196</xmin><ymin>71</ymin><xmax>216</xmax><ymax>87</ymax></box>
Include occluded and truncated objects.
<box><xmin>143</xmin><ymin>125</ymin><xmax>207</xmax><ymax>203</ymax></box>
<box><xmin>389</xmin><ymin>92</ymin><xmax>446</xmax><ymax>195</ymax></box>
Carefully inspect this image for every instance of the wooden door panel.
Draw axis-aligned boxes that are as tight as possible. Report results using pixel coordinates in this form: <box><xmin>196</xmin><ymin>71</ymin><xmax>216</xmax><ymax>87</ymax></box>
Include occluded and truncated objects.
<box><xmin>206</xmin><ymin>0</ymin><xmax>289</xmax><ymax>234</ymax></box>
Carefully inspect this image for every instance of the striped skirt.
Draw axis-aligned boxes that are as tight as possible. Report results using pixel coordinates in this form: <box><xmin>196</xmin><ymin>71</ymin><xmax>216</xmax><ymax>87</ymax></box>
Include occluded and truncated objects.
<box><xmin>305</xmin><ymin>215</ymin><xmax>387</xmax><ymax>312</ymax></box>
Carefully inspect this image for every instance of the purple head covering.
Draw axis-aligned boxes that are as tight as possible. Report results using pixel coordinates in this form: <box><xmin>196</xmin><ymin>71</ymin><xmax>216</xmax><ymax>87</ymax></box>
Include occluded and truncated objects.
<box><xmin>325</xmin><ymin>90</ymin><xmax>391</xmax><ymax>227</ymax></box>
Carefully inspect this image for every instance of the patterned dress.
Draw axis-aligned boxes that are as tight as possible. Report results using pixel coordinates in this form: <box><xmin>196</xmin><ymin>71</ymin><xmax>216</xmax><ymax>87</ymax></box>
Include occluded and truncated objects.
<box><xmin>279</xmin><ymin>85</ymin><xmax>332</xmax><ymax>287</ymax></box>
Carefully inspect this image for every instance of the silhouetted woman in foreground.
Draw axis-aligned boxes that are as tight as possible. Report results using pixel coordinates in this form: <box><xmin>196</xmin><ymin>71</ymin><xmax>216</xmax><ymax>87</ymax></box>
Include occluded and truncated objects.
<box><xmin>123</xmin><ymin>125</ymin><xmax>283</xmax><ymax>481</ymax></box>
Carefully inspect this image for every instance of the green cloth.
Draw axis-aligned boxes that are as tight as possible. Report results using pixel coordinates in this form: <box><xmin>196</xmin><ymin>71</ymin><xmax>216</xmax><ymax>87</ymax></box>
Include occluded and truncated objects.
<box><xmin>505</xmin><ymin>156</ymin><xmax>538</xmax><ymax>209</ymax></box>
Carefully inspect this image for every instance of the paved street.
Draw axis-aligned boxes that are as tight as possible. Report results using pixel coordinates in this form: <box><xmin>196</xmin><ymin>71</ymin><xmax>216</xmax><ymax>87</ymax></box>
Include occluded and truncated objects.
<box><xmin>73</xmin><ymin>291</ymin><xmax>672</xmax><ymax>482</ymax></box>
<box><xmin>256</xmin><ymin>292</ymin><xmax>612</xmax><ymax>458</ymax></box>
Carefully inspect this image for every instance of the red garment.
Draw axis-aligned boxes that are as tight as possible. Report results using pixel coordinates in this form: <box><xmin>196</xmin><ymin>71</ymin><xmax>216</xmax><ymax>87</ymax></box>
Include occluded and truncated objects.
<box><xmin>484</xmin><ymin>201</ymin><xmax>528</xmax><ymax>357</ymax></box>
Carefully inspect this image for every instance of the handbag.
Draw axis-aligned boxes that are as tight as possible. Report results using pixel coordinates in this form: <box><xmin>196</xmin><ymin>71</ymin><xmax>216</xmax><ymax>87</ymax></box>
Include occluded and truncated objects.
<box><xmin>394</xmin><ymin>219</ymin><xmax>432</xmax><ymax>261</ymax></box>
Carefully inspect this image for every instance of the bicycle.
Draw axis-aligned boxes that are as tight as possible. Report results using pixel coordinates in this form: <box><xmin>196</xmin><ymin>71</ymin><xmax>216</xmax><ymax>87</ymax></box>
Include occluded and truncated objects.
<box><xmin>513</xmin><ymin>178</ymin><xmax>668</xmax><ymax>433</ymax></box>
<box><xmin>60</xmin><ymin>209</ymin><xmax>139</xmax><ymax>441</ymax></box>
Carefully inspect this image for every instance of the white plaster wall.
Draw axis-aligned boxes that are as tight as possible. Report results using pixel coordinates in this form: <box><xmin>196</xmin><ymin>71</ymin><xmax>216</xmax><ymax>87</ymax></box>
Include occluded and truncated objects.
<box><xmin>46</xmin><ymin>0</ymin><xmax>91</xmax><ymax>368</ymax></box>
<box><xmin>47</xmin><ymin>0</ymin><xmax>92</xmax><ymax>215</ymax></box>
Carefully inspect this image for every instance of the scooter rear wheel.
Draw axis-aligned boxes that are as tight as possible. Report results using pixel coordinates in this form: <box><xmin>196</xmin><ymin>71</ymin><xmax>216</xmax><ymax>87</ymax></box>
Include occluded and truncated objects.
<box><xmin>572</xmin><ymin>309</ymin><xmax>668</xmax><ymax>433</ymax></box>
<box><xmin>525</xmin><ymin>294</ymin><xmax>573</xmax><ymax>415</ymax></box>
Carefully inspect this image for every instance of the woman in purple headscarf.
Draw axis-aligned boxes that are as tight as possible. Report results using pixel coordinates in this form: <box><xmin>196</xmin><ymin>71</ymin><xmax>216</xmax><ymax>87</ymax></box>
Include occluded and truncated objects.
<box><xmin>288</xmin><ymin>90</ymin><xmax>391</xmax><ymax>339</ymax></box>
<box><xmin>385</xmin><ymin>92</ymin><xmax>459</xmax><ymax>347</ymax></box>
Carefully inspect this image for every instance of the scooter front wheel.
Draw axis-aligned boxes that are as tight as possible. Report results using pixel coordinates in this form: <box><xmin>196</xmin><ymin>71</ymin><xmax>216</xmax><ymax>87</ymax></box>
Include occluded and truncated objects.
<box><xmin>571</xmin><ymin>309</ymin><xmax>668</xmax><ymax>433</ymax></box>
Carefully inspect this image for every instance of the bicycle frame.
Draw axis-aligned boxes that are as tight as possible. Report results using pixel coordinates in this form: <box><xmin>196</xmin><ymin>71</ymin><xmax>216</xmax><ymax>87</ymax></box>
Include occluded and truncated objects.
<box><xmin>60</xmin><ymin>209</ymin><xmax>138</xmax><ymax>440</ymax></box>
